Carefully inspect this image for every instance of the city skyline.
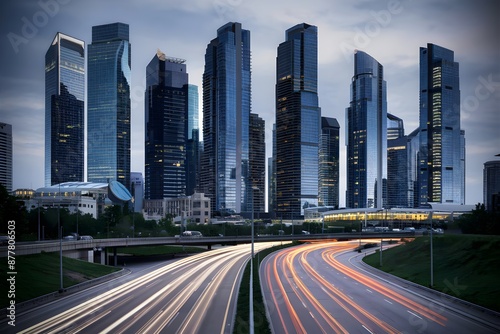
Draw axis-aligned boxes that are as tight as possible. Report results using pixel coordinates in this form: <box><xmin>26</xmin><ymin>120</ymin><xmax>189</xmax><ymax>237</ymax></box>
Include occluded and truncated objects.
<box><xmin>1</xmin><ymin>0</ymin><xmax>498</xmax><ymax>207</ymax></box>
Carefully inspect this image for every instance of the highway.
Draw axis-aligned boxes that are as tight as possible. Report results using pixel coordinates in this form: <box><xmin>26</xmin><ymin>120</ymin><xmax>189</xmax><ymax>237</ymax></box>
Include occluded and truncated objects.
<box><xmin>4</xmin><ymin>242</ymin><xmax>281</xmax><ymax>334</ymax></box>
<box><xmin>260</xmin><ymin>241</ymin><xmax>500</xmax><ymax>333</ymax></box>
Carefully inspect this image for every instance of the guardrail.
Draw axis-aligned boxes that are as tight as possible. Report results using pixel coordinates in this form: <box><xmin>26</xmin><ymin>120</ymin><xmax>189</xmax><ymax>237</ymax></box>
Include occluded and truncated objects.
<box><xmin>0</xmin><ymin>232</ymin><xmax>416</xmax><ymax>257</ymax></box>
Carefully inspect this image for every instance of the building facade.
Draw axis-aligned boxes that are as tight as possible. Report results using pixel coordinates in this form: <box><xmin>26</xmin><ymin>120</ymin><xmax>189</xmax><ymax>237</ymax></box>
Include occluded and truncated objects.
<box><xmin>0</xmin><ymin>123</ymin><xmax>13</xmax><ymax>193</ymax></box>
<box><xmin>249</xmin><ymin>113</ymin><xmax>266</xmax><ymax>214</ymax></box>
<box><xmin>87</xmin><ymin>22</ymin><xmax>131</xmax><ymax>189</ymax></box>
<box><xmin>346</xmin><ymin>50</ymin><xmax>387</xmax><ymax>209</ymax></box>
<box><xmin>418</xmin><ymin>43</ymin><xmax>464</xmax><ymax>205</ymax></box>
<box><xmin>387</xmin><ymin>113</ymin><xmax>404</xmax><ymax>141</ymax></box>
<box><xmin>319</xmin><ymin>117</ymin><xmax>340</xmax><ymax>208</ymax></box>
<box><xmin>275</xmin><ymin>23</ymin><xmax>321</xmax><ymax>219</ymax></box>
<box><xmin>484</xmin><ymin>160</ymin><xmax>500</xmax><ymax>212</ymax></box>
<box><xmin>201</xmin><ymin>22</ymin><xmax>251</xmax><ymax>215</ymax></box>
<box><xmin>145</xmin><ymin>50</ymin><xmax>188</xmax><ymax>200</ymax></box>
<box><xmin>130</xmin><ymin>172</ymin><xmax>144</xmax><ymax>213</ymax></box>
<box><xmin>186</xmin><ymin>84</ymin><xmax>200</xmax><ymax>196</ymax></box>
<box><xmin>45</xmin><ymin>32</ymin><xmax>85</xmax><ymax>186</ymax></box>
<box><xmin>143</xmin><ymin>192</ymin><xmax>211</xmax><ymax>224</ymax></box>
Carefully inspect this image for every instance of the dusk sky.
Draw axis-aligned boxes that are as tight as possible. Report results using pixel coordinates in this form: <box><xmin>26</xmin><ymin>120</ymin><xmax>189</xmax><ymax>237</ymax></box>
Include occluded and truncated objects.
<box><xmin>1</xmin><ymin>0</ymin><xmax>499</xmax><ymax>207</ymax></box>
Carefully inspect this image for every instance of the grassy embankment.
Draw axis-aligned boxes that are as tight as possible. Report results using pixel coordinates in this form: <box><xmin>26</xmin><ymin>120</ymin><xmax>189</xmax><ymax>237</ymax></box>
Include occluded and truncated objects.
<box><xmin>0</xmin><ymin>252</ymin><xmax>120</xmax><ymax>308</ymax></box>
<box><xmin>363</xmin><ymin>234</ymin><xmax>500</xmax><ymax>312</ymax></box>
<box><xmin>0</xmin><ymin>245</ymin><xmax>205</xmax><ymax>308</ymax></box>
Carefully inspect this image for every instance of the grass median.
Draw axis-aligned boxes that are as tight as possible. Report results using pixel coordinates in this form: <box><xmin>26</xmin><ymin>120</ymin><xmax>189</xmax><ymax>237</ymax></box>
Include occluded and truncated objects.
<box><xmin>363</xmin><ymin>234</ymin><xmax>500</xmax><ymax>312</ymax></box>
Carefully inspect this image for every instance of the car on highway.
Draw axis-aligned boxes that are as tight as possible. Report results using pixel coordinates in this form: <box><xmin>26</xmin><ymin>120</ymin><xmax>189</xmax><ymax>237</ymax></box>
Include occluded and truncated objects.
<box><xmin>181</xmin><ymin>231</ymin><xmax>203</xmax><ymax>238</ymax></box>
<box><xmin>0</xmin><ymin>235</ymin><xmax>9</xmax><ymax>245</ymax></box>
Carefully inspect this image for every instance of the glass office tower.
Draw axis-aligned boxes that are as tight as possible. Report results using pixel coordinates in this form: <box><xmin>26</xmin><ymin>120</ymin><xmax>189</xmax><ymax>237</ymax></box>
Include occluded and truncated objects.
<box><xmin>484</xmin><ymin>160</ymin><xmax>500</xmax><ymax>212</ymax></box>
<box><xmin>87</xmin><ymin>23</ymin><xmax>131</xmax><ymax>188</ymax></box>
<box><xmin>145</xmin><ymin>50</ymin><xmax>188</xmax><ymax>200</ymax></box>
<box><xmin>0</xmin><ymin>123</ymin><xmax>13</xmax><ymax>192</ymax></box>
<box><xmin>250</xmin><ymin>113</ymin><xmax>266</xmax><ymax>214</ymax></box>
<box><xmin>418</xmin><ymin>43</ymin><xmax>464</xmax><ymax>205</ymax></box>
<box><xmin>319</xmin><ymin>117</ymin><xmax>340</xmax><ymax>208</ymax></box>
<box><xmin>201</xmin><ymin>22</ymin><xmax>251</xmax><ymax>215</ymax></box>
<box><xmin>186</xmin><ymin>84</ymin><xmax>200</xmax><ymax>196</ymax></box>
<box><xmin>45</xmin><ymin>32</ymin><xmax>84</xmax><ymax>186</ymax></box>
<box><xmin>346</xmin><ymin>50</ymin><xmax>387</xmax><ymax>209</ymax></box>
<box><xmin>275</xmin><ymin>23</ymin><xmax>321</xmax><ymax>219</ymax></box>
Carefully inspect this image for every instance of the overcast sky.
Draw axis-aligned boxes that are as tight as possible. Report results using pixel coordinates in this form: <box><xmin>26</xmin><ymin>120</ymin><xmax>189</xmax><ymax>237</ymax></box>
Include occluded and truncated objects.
<box><xmin>1</xmin><ymin>0</ymin><xmax>499</xmax><ymax>206</ymax></box>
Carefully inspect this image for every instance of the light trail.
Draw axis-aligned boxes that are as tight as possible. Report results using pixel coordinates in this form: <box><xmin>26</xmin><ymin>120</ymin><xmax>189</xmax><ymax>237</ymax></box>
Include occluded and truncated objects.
<box><xmin>19</xmin><ymin>242</ymin><xmax>281</xmax><ymax>334</ymax></box>
<box><xmin>261</xmin><ymin>241</ymin><xmax>449</xmax><ymax>333</ymax></box>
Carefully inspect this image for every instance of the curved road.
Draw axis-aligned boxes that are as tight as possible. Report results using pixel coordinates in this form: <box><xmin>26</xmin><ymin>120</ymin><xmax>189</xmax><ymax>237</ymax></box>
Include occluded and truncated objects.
<box><xmin>260</xmin><ymin>241</ymin><xmax>500</xmax><ymax>333</ymax></box>
<box><xmin>4</xmin><ymin>242</ymin><xmax>280</xmax><ymax>334</ymax></box>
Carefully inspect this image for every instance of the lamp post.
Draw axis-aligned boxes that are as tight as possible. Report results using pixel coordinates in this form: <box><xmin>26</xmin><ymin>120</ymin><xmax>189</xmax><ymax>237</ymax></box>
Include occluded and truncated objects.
<box><xmin>429</xmin><ymin>210</ymin><xmax>434</xmax><ymax>288</ymax></box>
<box><xmin>249</xmin><ymin>185</ymin><xmax>261</xmax><ymax>334</ymax></box>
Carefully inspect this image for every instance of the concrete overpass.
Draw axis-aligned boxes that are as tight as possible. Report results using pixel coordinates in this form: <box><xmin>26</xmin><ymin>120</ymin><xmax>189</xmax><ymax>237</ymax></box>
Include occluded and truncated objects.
<box><xmin>1</xmin><ymin>232</ymin><xmax>416</xmax><ymax>265</ymax></box>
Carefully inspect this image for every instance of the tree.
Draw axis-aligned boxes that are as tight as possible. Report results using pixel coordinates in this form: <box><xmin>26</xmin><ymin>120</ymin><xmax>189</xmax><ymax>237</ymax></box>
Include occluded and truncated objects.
<box><xmin>457</xmin><ymin>203</ymin><xmax>500</xmax><ymax>235</ymax></box>
<box><xmin>0</xmin><ymin>184</ymin><xmax>27</xmax><ymax>236</ymax></box>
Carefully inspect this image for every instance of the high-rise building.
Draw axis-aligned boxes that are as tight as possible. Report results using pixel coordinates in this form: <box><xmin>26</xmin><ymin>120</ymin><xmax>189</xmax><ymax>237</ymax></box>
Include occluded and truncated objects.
<box><xmin>346</xmin><ymin>50</ymin><xmax>387</xmax><ymax>209</ymax></box>
<box><xmin>0</xmin><ymin>122</ymin><xmax>13</xmax><ymax>193</ymax></box>
<box><xmin>201</xmin><ymin>22</ymin><xmax>251</xmax><ymax>215</ymax></box>
<box><xmin>45</xmin><ymin>32</ymin><xmax>84</xmax><ymax>186</ymax></box>
<box><xmin>319</xmin><ymin>117</ymin><xmax>340</xmax><ymax>208</ymax></box>
<box><xmin>387</xmin><ymin>113</ymin><xmax>406</xmax><ymax>208</ymax></box>
<box><xmin>186</xmin><ymin>84</ymin><xmax>200</xmax><ymax>196</ymax></box>
<box><xmin>145</xmin><ymin>50</ymin><xmax>188</xmax><ymax>200</ymax></box>
<box><xmin>87</xmin><ymin>23</ymin><xmax>131</xmax><ymax>188</ymax></box>
<box><xmin>275</xmin><ymin>23</ymin><xmax>321</xmax><ymax>219</ymax></box>
<box><xmin>418</xmin><ymin>43</ymin><xmax>464</xmax><ymax>205</ymax></box>
<box><xmin>387</xmin><ymin>113</ymin><xmax>404</xmax><ymax>140</ymax></box>
<box><xmin>268</xmin><ymin>124</ymin><xmax>277</xmax><ymax>217</ymax></box>
<box><xmin>250</xmin><ymin>113</ymin><xmax>266</xmax><ymax>214</ymax></box>
<box><xmin>484</xmin><ymin>160</ymin><xmax>500</xmax><ymax>212</ymax></box>
<box><xmin>130</xmin><ymin>172</ymin><xmax>144</xmax><ymax>213</ymax></box>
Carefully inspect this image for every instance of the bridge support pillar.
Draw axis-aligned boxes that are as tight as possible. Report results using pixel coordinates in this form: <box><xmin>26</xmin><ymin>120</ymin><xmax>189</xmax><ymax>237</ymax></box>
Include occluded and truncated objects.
<box><xmin>207</xmin><ymin>244</ymin><xmax>212</xmax><ymax>251</ymax></box>
<box><xmin>100</xmin><ymin>249</ymin><xmax>106</xmax><ymax>265</ymax></box>
<box><xmin>113</xmin><ymin>247</ymin><xmax>117</xmax><ymax>266</ymax></box>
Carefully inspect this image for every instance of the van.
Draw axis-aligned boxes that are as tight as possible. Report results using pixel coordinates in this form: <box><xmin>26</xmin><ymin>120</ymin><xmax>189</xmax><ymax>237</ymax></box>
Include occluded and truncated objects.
<box><xmin>182</xmin><ymin>231</ymin><xmax>203</xmax><ymax>238</ymax></box>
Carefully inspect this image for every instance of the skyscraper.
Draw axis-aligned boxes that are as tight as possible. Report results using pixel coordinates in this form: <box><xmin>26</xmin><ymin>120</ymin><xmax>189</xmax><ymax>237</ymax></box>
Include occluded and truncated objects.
<box><xmin>0</xmin><ymin>122</ymin><xmax>13</xmax><ymax>193</ymax></box>
<box><xmin>484</xmin><ymin>160</ymin><xmax>500</xmax><ymax>212</ymax></box>
<box><xmin>87</xmin><ymin>23</ymin><xmax>131</xmax><ymax>188</ymax></box>
<box><xmin>387</xmin><ymin>113</ymin><xmax>406</xmax><ymax>208</ymax></box>
<box><xmin>418</xmin><ymin>43</ymin><xmax>464</xmax><ymax>205</ymax></box>
<box><xmin>387</xmin><ymin>113</ymin><xmax>404</xmax><ymax>141</ymax></box>
<box><xmin>250</xmin><ymin>113</ymin><xmax>266</xmax><ymax>214</ymax></box>
<box><xmin>275</xmin><ymin>23</ymin><xmax>321</xmax><ymax>219</ymax></box>
<box><xmin>145</xmin><ymin>50</ymin><xmax>188</xmax><ymax>200</ymax></box>
<box><xmin>45</xmin><ymin>32</ymin><xmax>84</xmax><ymax>186</ymax></box>
<box><xmin>186</xmin><ymin>84</ymin><xmax>200</xmax><ymax>196</ymax></box>
<box><xmin>346</xmin><ymin>50</ymin><xmax>387</xmax><ymax>209</ymax></box>
<box><xmin>130</xmin><ymin>171</ymin><xmax>144</xmax><ymax>213</ymax></box>
<box><xmin>319</xmin><ymin>117</ymin><xmax>340</xmax><ymax>208</ymax></box>
<box><xmin>201</xmin><ymin>22</ymin><xmax>251</xmax><ymax>215</ymax></box>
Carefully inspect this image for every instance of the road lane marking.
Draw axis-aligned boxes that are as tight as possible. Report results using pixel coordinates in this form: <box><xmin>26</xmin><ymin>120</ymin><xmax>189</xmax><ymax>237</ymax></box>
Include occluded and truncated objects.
<box><xmin>408</xmin><ymin>310</ymin><xmax>423</xmax><ymax>319</ymax></box>
<box><xmin>362</xmin><ymin>325</ymin><xmax>374</xmax><ymax>333</ymax></box>
<box><xmin>384</xmin><ymin>299</ymin><xmax>393</xmax><ymax>305</ymax></box>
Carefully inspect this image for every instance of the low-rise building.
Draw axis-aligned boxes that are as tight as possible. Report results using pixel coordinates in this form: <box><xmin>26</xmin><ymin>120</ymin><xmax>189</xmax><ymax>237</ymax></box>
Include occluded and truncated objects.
<box><xmin>144</xmin><ymin>192</ymin><xmax>211</xmax><ymax>224</ymax></box>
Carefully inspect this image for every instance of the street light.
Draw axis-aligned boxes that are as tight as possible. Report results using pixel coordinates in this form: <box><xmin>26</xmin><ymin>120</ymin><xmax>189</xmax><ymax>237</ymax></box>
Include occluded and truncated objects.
<box><xmin>250</xmin><ymin>185</ymin><xmax>261</xmax><ymax>334</ymax></box>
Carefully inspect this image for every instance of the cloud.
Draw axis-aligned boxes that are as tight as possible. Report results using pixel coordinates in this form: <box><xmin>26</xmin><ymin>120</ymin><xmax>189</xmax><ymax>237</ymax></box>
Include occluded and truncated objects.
<box><xmin>0</xmin><ymin>0</ymin><xmax>498</xmax><ymax>206</ymax></box>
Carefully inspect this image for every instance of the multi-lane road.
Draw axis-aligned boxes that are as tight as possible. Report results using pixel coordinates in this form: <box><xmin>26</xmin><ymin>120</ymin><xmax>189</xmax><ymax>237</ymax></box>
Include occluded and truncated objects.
<box><xmin>4</xmin><ymin>242</ymin><xmax>281</xmax><ymax>334</ymax></box>
<box><xmin>260</xmin><ymin>241</ymin><xmax>500</xmax><ymax>333</ymax></box>
<box><xmin>4</xmin><ymin>240</ymin><xmax>500</xmax><ymax>333</ymax></box>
